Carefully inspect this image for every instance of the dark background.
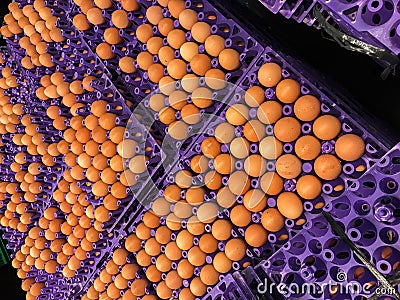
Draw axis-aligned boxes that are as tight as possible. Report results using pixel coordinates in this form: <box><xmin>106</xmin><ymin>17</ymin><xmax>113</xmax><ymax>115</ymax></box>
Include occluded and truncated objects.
<box><xmin>0</xmin><ymin>0</ymin><xmax>399</xmax><ymax>299</ymax></box>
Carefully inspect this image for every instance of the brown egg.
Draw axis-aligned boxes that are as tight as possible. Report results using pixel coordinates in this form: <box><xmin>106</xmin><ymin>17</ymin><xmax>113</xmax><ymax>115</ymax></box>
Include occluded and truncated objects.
<box><xmin>168</xmin><ymin>120</ymin><xmax>189</xmax><ymax>140</ymax></box>
<box><xmin>244</xmin><ymin>86</ymin><xmax>265</xmax><ymax>107</ymax></box>
<box><xmin>204</xmin><ymin>35</ymin><xmax>225</xmax><ymax>57</ymax></box>
<box><xmin>94</xmin><ymin>0</ymin><xmax>113</xmax><ymax>8</ymax></box>
<box><xmin>243</xmin><ymin>189</ymin><xmax>267</xmax><ymax>212</ymax></box>
<box><xmin>229</xmin><ymin>137</ymin><xmax>250</xmax><ymax>159</ymax></box>
<box><xmin>199</xmin><ymin>233</ymin><xmax>218</xmax><ymax>254</ymax></box>
<box><xmin>212</xmin><ymin>219</ymin><xmax>232</xmax><ymax>241</ymax></box>
<box><xmin>190</xmin><ymin>154</ymin><xmax>209</xmax><ymax>173</ymax></box>
<box><xmin>214</xmin><ymin>153</ymin><xmax>234</xmax><ymax>174</ymax></box>
<box><xmin>258</xmin><ymin>62</ymin><xmax>282</xmax><ymax>87</ymax></box>
<box><xmin>186</xmin><ymin>216</ymin><xmax>205</xmax><ymax>236</ymax></box>
<box><xmin>121</xmin><ymin>0</ymin><xmax>140</xmax><ymax>11</ymax></box>
<box><xmin>191</xmin><ymin>86</ymin><xmax>212</xmax><ymax>108</ymax></box>
<box><xmin>274</xmin><ymin>117</ymin><xmax>301</xmax><ymax>142</ymax></box>
<box><xmin>296</xmin><ymin>175</ymin><xmax>322</xmax><ymax>200</ymax></box>
<box><xmin>257</xmin><ymin>101</ymin><xmax>282</xmax><ymax>124</ymax></box>
<box><xmin>218</xmin><ymin>49</ymin><xmax>240</xmax><ymax>71</ymax></box>
<box><xmin>212</xmin><ymin>252</ymin><xmax>232</xmax><ymax>274</ymax></box>
<box><xmin>181</xmin><ymin>104</ymin><xmax>200</xmax><ymax>124</ymax></box>
<box><xmin>187</xmin><ymin>246</ymin><xmax>206</xmax><ymax>266</ymax></box>
<box><xmin>260</xmin><ymin>172</ymin><xmax>283</xmax><ymax>195</ymax></box>
<box><xmin>244</xmin><ymin>120</ymin><xmax>266</xmax><ymax>142</ymax></box>
<box><xmin>164</xmin><ymin>184</ymin><xmax>182</xmax><ymax>202</ymax></box>
<box><xmin>144</xmin><ymin>237</ymin><xmax>161</xmax><ymax>257</ymax></box>
<box><xmin>314</xmin><ymin>154</ymin><xmax>342</xmax><ymax>180</ymax></box>
<box><xmin>293</xmin><ymin>94</ymin><xmax>320</xmax><ymax>121</ymax></box>
<box><xmin>148</xmin><ymin>63</ymin><xmax>165</xmax><ymax>83</ymax></box>
<box><xmin>191</xmin><ymin>22</ymin><xmax>211</xmax><ymax>43</ymax></box>
<box><xmin>295</xmin><ymin>135</ymin><xmax>321</xmax><ymax>161</ymax></box>
<box><xmin>131</xmin><ymin>278</ymin><xmax>147</xmax><ymax>296</ymax></box>
<box><xmin>217</xmin><ymin>187</ymin><xmax>236</xmax><ymax>208</ymax></box>
<box><xmin>165</xmin><ymin>241</ymin><xmax>182</xmax><ymax>261</ymax></box>
<box><xmin>168</xmin><ymin>0</ymin><xmax>186</xmax><ymax>18</ymax></box>
<box><xmin>225</xmin><ymin>238</ymin><xmax>246</xmax><ymax>261</ymax></box>
<box><xmin>244</xmin><ymin>154</ymin><xmax>267</xmax><ymax>177</ymax></box>
<box><xmin>136</xmin><ymin>250</ymin><xmax>151</xmax><ymax>267</ymax></box>
<box><xmin>149</xmin><ymin>93</ymin><xmax>166</xmax><ymax>112</ymax></box>
<box><xmin>147</xmin><ymin>37</ymin><xmax>164</xmax><ymax>55</ymax></box>
<box><xmin>204</xmin><ymin>170</ymin><xmax>222</xmax><ymax>190</ymax></box>
<box><xmin>104</xmin><ymin>27</ymin><xmax>123</xmax><ymax>45</ymax></box>
<box><xmin>245</xmin><ymin>224</ymin><xmax>268</xmax><ymax>247</ymax></box>
<box><xmin>165</xmin><ymin>213</ymin><xmax>181</xmax><ymax>231</ymax></box>
<box><xmin>228</xmin><ymin>171</ymin><xmax>250</xmax><ymax>195</ymax></box>
<box><xmin>112</xmin><ymin>10</ymin><xmax>130</xmax><ymax>28</ymax></box>
<box><xmin>276</xmin><ymin>79</ymin><xmax>301</xmax><ymax>104</ymax></box>
<box><xmin>277</xmin><ymin>192</ymin><xmax>303</xmax><ymax>219</ymax></box>
<box><xmin>136</xmin><ymin>24</ymin><xmax>153</xmax><ymax>43</ymax></box>
<box><xmin>204</xmin><ymin>69</ymin><xmax>225</xmax><ymax>90</ymax></box>
<box><xmin>176</xmin><ymin>230</ymin><xmax>194</xmax><ymax>251</ymax></box>
<box><xmin>261</xmin><ymin>208</ymin><xmax>284</xmax><ymax>232</ymax></box>
<box><xmin>276</xmin><ymin>154</ymin><xmax>302</xmax><ymax>179</ymax></box>
<box><xmin>173</xmin><ymin>200</ymin><xmax>193</xmax><ymax>219</ymax></box>
<box><xmin>86</xmin><ymin>8</ymin><xmax>104</xmax><ymax>25</ymax></box>
<box><xmin>259</xmin><ymin>136</ymin><xmax>283</xmax><ymax>160</ymax></box>
<box><xmin>167</xmin><ymin>29</ymin><xmax>186</xmax><ymax>49</ymax></box>
<box><xmin>156</xmin><ymin>254</ymin><xmax>172</xmax><ymax>272</ymax></box>
<box><xmin>335</xmin><ymin>134</ymin><xmax>365</xmax><ymax>161</ymax></box>
<box><xmin>158</xmin><ymin>17</ymin><xmax>174</xmax><ymax>36</ymax></box>
<box><xmin>178</xmin><ymin>9</ymin><xmax>198</xmax><ymax>30</ymax></box>
<box><xmin>200</xmin><ymin>137</ymin><xmax>220</xmax><ymax>158</ymax></box>
<box><xmin>214</xmin><ymin>123</ymin><xmax>235</xmax><ymax>144</ymax></box>
<box><xmin>230</xmin><ymin>205</ymin><xmax>251</xmax><ymax>227</ymax></box>
<box><xmin>226</xmin><ymin>104</ymin><xmax>249</xmax><ymax>126</ymax></box>
<box><xmin>186</xmin><ymin>186</ymin><xmax>205</xmax><ymax>205</ymax></box>
<box><xmin>179</xmin><ymin>42</ymin><xmax>199</xmax><ymax>62</ymax></box>
<box><xmin>146</xmin><ymin>5</ymin><xmax>164</xmax><ymax>25</ymax></box>
<box><xmin>313</xmin><ymin>115</ymin><xmax>341</xmax><ymax>140</ymax></box>
<box><xmin>197</xmin><ymin>202</ymin><xmax>218</xmax><ymax>223</ymax></box>
<box><xmin>177</xmin><ymin>259</ymin><xmax>194</xmax><ymax>279</ymax></box>
<box><xmin>137</xmin><ymin>51</ymin><xmax>154</xmax><ymax>70</ymax></box>
<box><xmin>157</xmin><ymin>281</ymin><xmax>173</xmax><ymax>299</ymax></box>
<box><xmin>159</xmin><ymin>76</ymin><xmax>176</xmax><ymax>95</ymax></box>
<box><xmin>190</xmin><ymin>54</ymin><xmax>211</xmax><ymax>76</ymax></box>
<box><xmin>96</xmin><ymin>43</ymin><xmax>115</xmax><ymax>60</ymax></box>
<box><xmin>167</xmin><ymin>59</ymin><xmax>187</xmax><ymax>80</ymax></box>
<box><xmin>145</xmin><ymin>264</ymin><xmax>162</xmax><ymax>282</ymax></box>
<box><xmin>199</xmin><ymin>264</ymin><xmax>219</xmax><ymax>286</ymax></box>
<box><xmin>168</xmin><ymin>90</ymin><xmax>187</xmax><ymax>109</ymax></box>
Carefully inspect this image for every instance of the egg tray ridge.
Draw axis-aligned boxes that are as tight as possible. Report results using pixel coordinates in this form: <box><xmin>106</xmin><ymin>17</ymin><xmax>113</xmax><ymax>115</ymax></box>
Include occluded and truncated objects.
<box><xmin>253</xmin><ymin>0</ymin><xmax>400</xmax><ymax>63</ymax></box>
<box><xmin>248</xmin><ymin>142</ymin><xmax>400</xmax><ymax>299</ymax></box>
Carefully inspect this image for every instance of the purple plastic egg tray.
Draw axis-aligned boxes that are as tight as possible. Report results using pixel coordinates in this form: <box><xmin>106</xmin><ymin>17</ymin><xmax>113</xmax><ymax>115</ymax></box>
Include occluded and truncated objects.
<box><xmin>254</xmin><ymin>142</ymin><xmax>400</xmax><ymax>299</ymax></box>
<box><xmin>257</xmin><ymin>0</ymin><xmax>400</xmax><ymax>59</ymax></box>
<box><xmin>202</xmin><ymin>272</ymin><xmax>257</xmax><ymax>300</ymax></box>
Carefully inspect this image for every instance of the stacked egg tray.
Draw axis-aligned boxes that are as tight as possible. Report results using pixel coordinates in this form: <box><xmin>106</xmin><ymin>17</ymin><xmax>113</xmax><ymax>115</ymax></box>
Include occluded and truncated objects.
<box><xmin>145</xmin><ymin>45</ymin><xmax>394</xmax><ymax>262</ymax></box>
<box><xmin>64</xmin><ymin>0</ymin><xmax>265</xmax><ymax>157</ymax></box>
<box><xmin>0</xmin><ymin>46</ymin><xmax>117</xmax><ymax>297</ymax></box>
<box><xmin>0</xmin><ymin>2</ymin><xmax>167</xmax><ymax>297</ymax></box>
<box><xmin>249</xmin><ymin>142</ymin><xmax>400</xmax><ymax>299</ymax></box>
<box><xmin>254</xmin><ymin>0</ymin><xmax>400</xmax><ymax>59</ymax></box>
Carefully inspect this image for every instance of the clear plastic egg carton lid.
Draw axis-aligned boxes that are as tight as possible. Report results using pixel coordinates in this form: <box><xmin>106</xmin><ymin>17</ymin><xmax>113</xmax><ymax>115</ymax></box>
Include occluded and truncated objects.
<box><xmin>254</xmin><ymin>142</ymin><xmax>400</xmax><ymax>299</ymax></box>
